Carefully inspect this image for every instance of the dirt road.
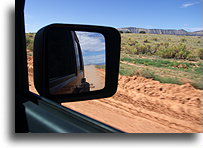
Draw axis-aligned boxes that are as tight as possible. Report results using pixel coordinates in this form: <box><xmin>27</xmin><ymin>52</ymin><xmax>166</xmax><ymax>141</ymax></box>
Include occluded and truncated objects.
<box><xmin>27</xmin><ymin>56</ymin><xmax>203</xmax><ymax>133</ymax></box>
<box><xmin>63</xmin><ymin>70</ymin><xmax>203</xmax><ymax>133</ymax></box>
<box><xmin>84</xmin><ymin>65</ymin><xmax>105</xmax><ymax>91</ymax></box>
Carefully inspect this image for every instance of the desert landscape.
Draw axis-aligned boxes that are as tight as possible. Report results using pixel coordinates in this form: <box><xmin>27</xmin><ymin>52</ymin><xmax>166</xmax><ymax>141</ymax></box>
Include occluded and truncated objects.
<box><xmin>27</xmin><ymin>54</ymin><xmax>202</xmax><ymax>133</ymax></box>
<box><xmin>26</xmin><ymin>31</ymin><xmax>203</xmax><ymax>133</ymax></box>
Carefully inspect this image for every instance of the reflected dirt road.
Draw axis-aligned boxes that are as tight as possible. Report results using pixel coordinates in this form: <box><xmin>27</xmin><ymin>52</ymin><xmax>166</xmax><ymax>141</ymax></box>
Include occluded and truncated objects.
<box><xmin>84</xmin><ymin>65</ymin><xmax>105</xmax><ymax>91</ymax></box>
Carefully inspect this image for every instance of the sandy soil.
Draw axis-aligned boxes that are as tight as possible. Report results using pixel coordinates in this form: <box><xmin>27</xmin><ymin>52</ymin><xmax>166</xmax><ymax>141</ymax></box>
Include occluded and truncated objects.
<box><xmin>84</xmin><ymin>65</ymin><xmax>105</xmax><ymax>91</ymax></box>
<box><xmin>27</xmin><ymin>56</ymin><xmax>203</xmax><ymax>133</ymax></box>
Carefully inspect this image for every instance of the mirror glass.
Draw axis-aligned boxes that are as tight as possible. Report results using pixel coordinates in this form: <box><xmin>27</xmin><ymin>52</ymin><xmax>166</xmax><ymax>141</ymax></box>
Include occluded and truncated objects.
<box><xmin>46</xmin><ymin>28</ymin><xmax>106</xmax><ymax>95</ymax></box>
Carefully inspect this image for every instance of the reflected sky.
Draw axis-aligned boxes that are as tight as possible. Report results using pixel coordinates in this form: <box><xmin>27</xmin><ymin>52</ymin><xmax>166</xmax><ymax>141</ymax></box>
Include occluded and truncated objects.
<box><xmin>76</xmin><ymin>31</ymin><xmax>105</xmax><ymax>65</ymax></box>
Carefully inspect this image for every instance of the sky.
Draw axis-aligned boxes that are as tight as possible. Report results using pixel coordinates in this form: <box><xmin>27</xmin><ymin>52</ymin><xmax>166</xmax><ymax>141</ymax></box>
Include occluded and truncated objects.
<box><xmin>24</xmin><ymin>0</ymin><xmax>202</xmax><ymax>33</ymax></box>
<box><xmin>76</xmin><ymin>32</ymin><xmax>105</xmax><ymax>65</ymax></box>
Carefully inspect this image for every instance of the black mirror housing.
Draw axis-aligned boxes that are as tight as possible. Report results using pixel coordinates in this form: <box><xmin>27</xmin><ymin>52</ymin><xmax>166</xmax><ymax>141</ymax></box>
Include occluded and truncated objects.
<box><xmin>34</xmin><ymin>24</ymin><xmax>121</xmax><ymax>103</ymax></box>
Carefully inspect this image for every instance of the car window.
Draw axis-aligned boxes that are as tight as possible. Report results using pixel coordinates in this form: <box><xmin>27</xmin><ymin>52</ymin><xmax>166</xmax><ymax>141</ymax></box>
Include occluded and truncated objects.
<box><xmin>25</xmin><ymin>0</ymin><xmax>203</xmax><ymax>133</ymax></box>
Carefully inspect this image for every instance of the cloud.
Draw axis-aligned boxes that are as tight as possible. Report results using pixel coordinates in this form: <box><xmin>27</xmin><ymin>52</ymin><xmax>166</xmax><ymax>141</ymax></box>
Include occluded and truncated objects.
<box><xmin>76</xmin><ymin>31</ymin><xmax>106</xmax><ymax>65</ymax></box>
<box><xmin>83</xmin><ymin>54</ymin><xmax>105</xmax><ymax>65</ymax></box>
<box><xmin>181</xmin><ymin>1</ymin><xmax>200</xmax><ymax>8</ymax></box>
<box><xmin>76</xmin><ymin>31</ymin><xmax>105</xmax><ymax>52</ymax></box>
<box><xmin>183</xmin><ymin>27</ymin><xmax>203</xmax><ymax>32</ymax></box>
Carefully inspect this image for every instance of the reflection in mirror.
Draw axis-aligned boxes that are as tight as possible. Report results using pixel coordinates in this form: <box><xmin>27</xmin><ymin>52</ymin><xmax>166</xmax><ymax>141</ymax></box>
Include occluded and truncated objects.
<box><xmin>47</xmin><ymin>28</ymin><xmax>105</xmax><ymax>95</ymax></box>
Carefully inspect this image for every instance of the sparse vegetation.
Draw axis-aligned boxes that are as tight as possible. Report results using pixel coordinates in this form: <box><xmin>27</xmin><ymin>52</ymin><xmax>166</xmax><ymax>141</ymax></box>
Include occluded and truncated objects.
<box><xmin>26</xmin><ymin>33</ymin><xmax>36</xmax><ymax>52</ymax></box>
<box><xmin>119</xmin><ymin>62</ymin><xmax>202</xmax><ymax>89</ymax></box>
<box><xmin>26</xmin><ymin>32</ymin><xmax>203</xmax><ymax>89</ymax></box>
<box><xmin>197</xmin><ymin>48</ymin><xmax>203</xmax><ymax>60</ymax></box>
<box><xmin>121</xmin><ymin>57</ymin><xmax>202</xmax><ymax>74</ymax></box>
<box><xmin>95</xmin><ymin>65</ymin><xmax>105</xmax><ymax>69</ymax></box>
<box><xmin>121</xmin><ymin>33</ymin><xmax>203</xmax><ymax>60</ymax></box>
<box><xmin>120</xmin><ymin>33</ymin><xmax>203</xmax><ymax>89</ymax></box>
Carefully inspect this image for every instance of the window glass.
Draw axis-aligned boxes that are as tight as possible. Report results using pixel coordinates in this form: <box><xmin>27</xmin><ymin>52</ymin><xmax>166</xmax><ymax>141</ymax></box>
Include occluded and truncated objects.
<box><xmin>25</xmin><ymin>0</ymin><xmax>203</xmax><ymax>133</ymax></box>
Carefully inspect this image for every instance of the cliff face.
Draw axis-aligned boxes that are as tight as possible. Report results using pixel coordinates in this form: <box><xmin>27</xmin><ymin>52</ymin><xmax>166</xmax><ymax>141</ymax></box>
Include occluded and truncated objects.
<box><xmin>118</xmin><ymin>27</ymin><xmax>203</xmax><ymax>36</ymax></box>
<box><xmin>190</xmin><ymin>30</ymin><xmax>203</xmax><ymax>36</ymax></box>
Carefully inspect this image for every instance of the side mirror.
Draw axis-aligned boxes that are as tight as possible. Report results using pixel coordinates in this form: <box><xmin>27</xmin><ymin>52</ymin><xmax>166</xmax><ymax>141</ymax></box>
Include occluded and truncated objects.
<box><xmin>34</xmin><ymin>24</ymin><xmax>121</xmax><ymax>103</ymax></box>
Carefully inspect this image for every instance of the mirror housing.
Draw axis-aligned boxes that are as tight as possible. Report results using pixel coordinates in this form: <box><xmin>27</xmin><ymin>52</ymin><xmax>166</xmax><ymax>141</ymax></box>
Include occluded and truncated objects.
<box><xmin>34</xmin><ymin>24</ymin><xmax>121</xmax><ymax>103</ymax></box>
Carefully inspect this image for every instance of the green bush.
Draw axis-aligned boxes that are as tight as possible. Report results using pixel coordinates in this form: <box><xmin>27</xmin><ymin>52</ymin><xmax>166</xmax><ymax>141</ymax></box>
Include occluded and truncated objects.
<box><xmin>186</xmin><ymin>53</ymin><xmax>198</xmax><ymax>61</ymax></box>
<box><xmin>128</xmin><ymin>47</ymin><xmax>137</xmax><ymax>54</ymax></box>
<box><xmin>139</xmin><ymin>31</ymin><xmax>146</xmax><ymax>34</ymax></box>
<box><xmin>156</xmin><ymin>47</ymin><xmax>177</xmax><ymax>58</ymax></box>
<box><xmin>152</xmin><ymin>38</ymin><xmax>158</xmax><ymax>41</ymax></box>
<box><xmin>181</xmin><ymin>38</ymin><xmax>187</xmax><ymax>42</ymax></box>
<box><xmin>160</xmin><ymin>42</ymin><xmax>169</xmax><ymax>48</ymax></box>
<box><xmin>135</xmin><ymin>44</ymin><xmax>151</xmax><ymax>54</ymax></box>
<box><xmin>156</xmin><ymin>44</ymin><xmax>191</xmax><ymax>59</ymax></box>
<box><xmin>26</xmin><ymin>33</ymin><xmax>35</xmax><ymax>51</ymax></box>
<box><xmin>139</xmin><ymin>69</ymin><xmax>156</xmax><ymax>79</ymax></box>
<box><xmin>128</xmin><ymin>39</ymin><xmax>138</xmax><ymax>46</ymax></box>
<box><xmin>143</xmin><ymin>39</ymin><xmax>150</xmax><ymax>43</ymax></box>
<box><xmin>197</xmin><ymin>48</ymin><xmax>203</xmax><ymax>60</ymax></box>
<box><xmin>175</xmin><ymin>45</ymin><xmax>190</xmax><ymax>59</ymax></box>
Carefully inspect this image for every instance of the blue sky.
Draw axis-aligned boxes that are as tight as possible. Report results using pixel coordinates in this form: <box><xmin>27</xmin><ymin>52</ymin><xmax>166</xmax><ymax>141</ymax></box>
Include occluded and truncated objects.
<box><xmin>24</xmin><ymin>0</ymin><xmax>202</xmax><ymax>33</ymax></box>
<box><xmin>76</xmin><ymin>32</ymin><xmax>105</xmax><ymax>65</ymax></box>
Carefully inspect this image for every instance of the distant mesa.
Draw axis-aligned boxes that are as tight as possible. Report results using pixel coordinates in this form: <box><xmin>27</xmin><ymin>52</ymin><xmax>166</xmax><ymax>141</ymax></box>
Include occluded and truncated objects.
<box><xmin>118</xmin><ymin>27</ymin><xmax>203</xmax><ymax>36</ymax></box>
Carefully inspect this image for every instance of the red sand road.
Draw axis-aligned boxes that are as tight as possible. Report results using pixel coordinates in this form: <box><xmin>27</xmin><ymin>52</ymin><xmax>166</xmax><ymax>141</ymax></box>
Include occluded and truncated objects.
<box><xmin>84</xmin><ymin>65</ymin><xmax>105</xmax><ymax>91</ymax></box>
<box><xmin>27</xmin><ymin>56</ymin><xmax>203</xmax><ymax>133</ymax></box>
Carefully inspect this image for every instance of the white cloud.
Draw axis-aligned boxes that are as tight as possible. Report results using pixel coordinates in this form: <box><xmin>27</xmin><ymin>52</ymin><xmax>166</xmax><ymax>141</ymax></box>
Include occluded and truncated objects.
<box><xmin>83</xmin><ymin>54</ymin><xmax>105</xmax><ymax>65</ymax></box>
<box><xmin>184</xmin><ymin>27</ymin><xmax>203</xmax><ymax>32</ymax></box>
<box><xmin>76</xmin><ymin>31</ymin><xmax>106</xmax><ymax>65</ymax></box>
<box><xmin>181</xmin><ymin>1</ymin><xmax>200</xmax><ymax>8</ymax></box>
<box><xmin>76</xmin><ymin>31</ymin><xmax>105</xmax><ymax>52</ymax></box>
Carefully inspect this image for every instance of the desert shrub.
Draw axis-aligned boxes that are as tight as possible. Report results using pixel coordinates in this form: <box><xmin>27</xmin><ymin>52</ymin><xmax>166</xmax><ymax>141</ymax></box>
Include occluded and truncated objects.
<box><xmin>186</xmin><ymin>53</ymin><xmax>198</xmax><ymax>61</ymax></box>
<box><xmin>156</xmin><ymin>47</ymin><xmax>177</xmax><ymax>58</ymax></box>
<box><xmin>135</xmin><ymin>44</ymin><xmax>151</xmax><ymax>54</ymax></box>
<box><xmin>122</xmin><ymin>45</ymin><xmax>136</xmax><ymax>54</ymax></box>
<box><xmin>175</xmin><ymin>45</ymin><xmax>190</xmax><ymax>59</ymax></box>
<box><xmin>135</xmin><ymin>69</ymin><xmax>182</xmax><ymax>85</ymax></box>
<box><xmin>139</xmin><ymin>31</ymin><xmax>146</xmax><ymax>34</ymax></box>
<box><xmin>95</xmin><ymin>65</ymin><xmax>105</xmax><ymax>69</ymax></box>
<box><xmin>139</xmin><ymin>69</ymin><xmax>156</xmax><ymax>79</ymax></box>
<box><xmin>152</xmin><ymin>38</ymin><xmax>158</xmax><ymax>41</ymax></box>
<box><xmin>143</xmin><ymin>39</ymin><xmax>150</xmax><ymax>43</ymax></box>
<box><xmin>181</xmin><ymin>38</ymin><xmax>187</xmax><ymax>42</ymax></box>
<box><xmin>160</xmin><ymin>42</ymin><xmax>169</xmax><ymax>48</ymax></box>
<box><xmin>128</xmin><ymin>47</ymin><xmax>137</xmax><ymax>54</ymax></box>
<box><xmin>197</xmin><ymin>48</ymin><xmax>203</xmax><ymax>60</ymax></box>
<box><xmin>26</xmin><ymin>33</ymin><xmax>35</xmax><ymax>51</ymax></box>
<box><xmin>149</xmin><ymin>45</ymin><xmax>158</xmax><ymax>54</ymax></box>
<box><xmin>26</xmin><ymin>38</ymin><xmax>34</xmax><ymax>51</ymax></box>
<box><xmin>128</xmin><ymin>39</ymin><xmax>138</xmax><ymax>46</ymax></box>
<box><xmin>163</xmin><ymin>42</ymin><xmax>169</xmax><ymax>48</ymax></box>
<box><xmin>156</xmin><ymin>44</ymin><xmax>191</xmax><ymax>59</ymax></box>
<box><xmin>155</xmin><ymin>76</ymin><xmax>182</xmax><ymax>85</ymax></box>
<box><xmin>119</xmin><ymin>63</ymin><xmax>135</xmax><ymax>76</ymax></box>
